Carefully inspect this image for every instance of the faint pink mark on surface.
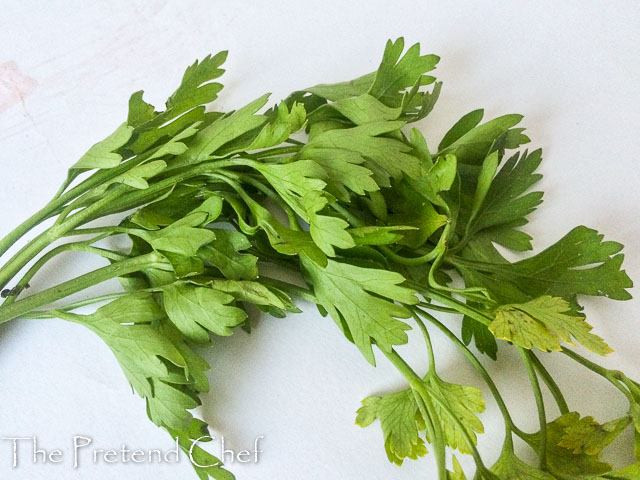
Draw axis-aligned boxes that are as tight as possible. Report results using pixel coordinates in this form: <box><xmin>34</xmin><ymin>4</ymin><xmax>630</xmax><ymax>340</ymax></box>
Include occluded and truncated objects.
<box><xmin>0</xmin><ymin>61</ymin><xmax>38</xmax><ymax>113</ymax></box>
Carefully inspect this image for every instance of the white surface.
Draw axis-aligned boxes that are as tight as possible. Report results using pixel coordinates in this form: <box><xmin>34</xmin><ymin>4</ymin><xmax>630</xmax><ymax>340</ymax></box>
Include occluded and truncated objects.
<box><xmin>0</xmin><ymin>1</ymin><xmax>639</xmax><ymax>479</ymax></box>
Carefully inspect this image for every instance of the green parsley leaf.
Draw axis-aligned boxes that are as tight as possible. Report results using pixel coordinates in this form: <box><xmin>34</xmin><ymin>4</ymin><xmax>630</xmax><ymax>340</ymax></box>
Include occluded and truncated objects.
<box><xmin>166</xmin><ymin>51</ymin><xmax>227</xmax><ymax>115</ymax></box>
<box><xmin>490</xmin><ymin>295</ymin><xmax>613</xmax><ymax>354</ymax></box>
<box><xmin>302</xmin><ymin>255</ymin><xmax>416</xmax><ymax>364</ymax></box>
<box><xmin>356</xmin><ymin>389</ymin><xmax>428</xmax><ymax>465</ymax></box>
<box><xmin>162</xmin><ymin>282</ymin><xmax>247</xmax><ymax>344</ymax></box>
<box><xmin>72</xmin><ymin>122</ymin><xmax>134</xmax><ymax>169</ymax></box>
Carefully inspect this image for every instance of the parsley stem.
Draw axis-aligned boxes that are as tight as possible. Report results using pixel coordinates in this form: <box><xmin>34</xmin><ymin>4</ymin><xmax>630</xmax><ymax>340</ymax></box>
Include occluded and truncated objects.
<box><xmin>411</xmin><ymin>312</ymin><xmax>436</xmax><ymax>375</ymax></box>
<box><xmin>1</xmin><ymin>241</ymin><xmax>124</xmax><ymax>307</ymax></box>
<box><xmin>382</xmin><ymin>349</ymin><xmax>448</xmax><ymax>479</ymax></box>
<box><xmin>561</xmin><ymin>347</ymin><xmax>636</xmax><ymax>401</ymax></box>
<box><xmin>0</xmin><ymin>252</ymin><xmax>168</xmax><ymax>325</ymax></box>
<box><xmin>519</xmin><ymin>348</ymin><xmax>548</xmax><ymax>468</ymax></box>
<box><xmin>529</xmin><ymin>353</ymin><xmax>570</xmax><ymax>415</ymax></box>
<box><xmin>22</xmin><ymin>292</ymin><xmax>132</xmax><ymax>318</ymax></box>
<box><xmin>415</xmin><ymin>307</ymin><xmax>521</xmax><ymax>439</ymax></box>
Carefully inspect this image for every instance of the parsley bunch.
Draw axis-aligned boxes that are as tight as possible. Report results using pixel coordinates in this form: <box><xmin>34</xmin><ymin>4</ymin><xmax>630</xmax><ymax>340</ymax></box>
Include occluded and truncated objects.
<box><xmin>0</xmin><ymin>38</ymin><xmax>637</xmax><ymax>479</ymax></box>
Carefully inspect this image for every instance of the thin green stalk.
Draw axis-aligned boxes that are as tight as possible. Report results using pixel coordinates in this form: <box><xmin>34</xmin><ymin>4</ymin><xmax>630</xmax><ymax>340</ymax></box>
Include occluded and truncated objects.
<box><xmin>519</xmin><ymin>348</ymin><xmax>547</xmax><ymax>467</ymax></box>
<box><xmin>561</xmin><ymin>347</ymin><xmax>635</xmax><ymax>401</ymax></box>
<box><xmin>255</xmin><ymin>145</ymin><xmax>302</xmax><ymax>158</ymax></box>
<box><xmin>529</xmin><ymin>353</ymin><xmax>570</xmax><ymax>415</ymax></box>
<box><xmin>416</xmin><ymin>285</ymin><xmax>492</xmax><ymax>326</ymax></box>
<box><xmin>411</xmin><ymin>312</ymin><xmax>436</xmax><ymax>374</ymax></box>
<box><xmin>23</xmin><ymin>292</ymin><xmax>133</xmax><ymax>319</ymax></box>
<box><xmin>382</xmin><ymin>349</ymin><xmax>448</xmax><ymax>480</ymax></box>
<box><xmin>0</xmin><ymin>252</ymin><xmax>168</xmax><ymax>325</ymax></box>
<box><xmin>418</xmin><ymin>301</ymin><xmax>459</xmax><ymax>314</ymax></box>
<box><xmin>2</xmin><ymin>241</ymin><xmax>125</xmax><ymax>307</ymax></box>
<box><xmin>415</xmin><ymin>307</ymin><xmax>523</xmax><ymax>439</ymax></box>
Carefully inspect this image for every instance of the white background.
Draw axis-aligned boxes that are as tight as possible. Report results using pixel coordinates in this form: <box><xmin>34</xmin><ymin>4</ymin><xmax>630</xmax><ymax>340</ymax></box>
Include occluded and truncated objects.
<box><xmin>1</xmin><ymin>1</ymin><xmax>639</xmax><ymax>479</ymax></box>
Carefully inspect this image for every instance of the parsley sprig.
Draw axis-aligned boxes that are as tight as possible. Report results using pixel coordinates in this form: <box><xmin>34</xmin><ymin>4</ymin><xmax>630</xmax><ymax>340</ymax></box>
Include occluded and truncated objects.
<box><xmin>0</xmin><ymin>38</ymin><xmax>636</xmax><ymax>479</ymax></box>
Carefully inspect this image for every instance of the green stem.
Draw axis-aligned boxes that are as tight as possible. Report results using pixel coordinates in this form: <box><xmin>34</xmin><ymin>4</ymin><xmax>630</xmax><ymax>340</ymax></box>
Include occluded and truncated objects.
<box><xmin>411</xmin><ymin>312</ymin><xmax>436</xmax><ymax>374</ymax></box>
<box><xmin>23</xmin><ymin>292</ymin><xmax>133</xmax><ymax>318</ymax></box>
<box><xmin>417</xmin><ymin>285</ymin><xmax>492</xmax><ymax>326</ymax></box>
<box><xmin>415</xmin><ymin>307</ymin><xmax>522</xmax><ymax>439</ymax></box>
<box><xmin>2</xmin><ymin>241</ymin><xmax>125</xmax><ymax>307</ymax></box>
<box><xmin>519</xmin><ymin>348</ymin><xmax>547</xmax><ymax>467</ymax></box>
<box><xmin>529</xmin><ymin>353</ymin><xmax>570</xmax><ymax>415</ymax></box>
<box><xmin>382</xmin><ymin>349</ymin><xmax>448</xmax><ymax>480</ymax></box>
<box><xmin>561</xmin><ymin>347</ymin><xmax>635</xmax><ymax>401</ymax></box>
<box><xmin>0</xmin><ymin>252</ymin><xmax>168</xmax><ymax>325</ymax></box>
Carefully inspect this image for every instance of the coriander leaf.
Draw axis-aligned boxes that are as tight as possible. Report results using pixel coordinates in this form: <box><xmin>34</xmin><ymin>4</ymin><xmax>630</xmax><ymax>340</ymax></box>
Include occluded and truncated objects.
<box><xmin>404</xmin><ymin>153</ymin><xmax>457</xmax><ymax>208</ymax></box>
<box><xmin>306</xmin><ymin>72</ymin><xmax>376</xmax><ymax>102</ymax></box>
<box><xmin>251</xmin><ymin>162</ymin><xmax>355</xmax><ymax>256</ymax></box>
<box><xmin>252</xmin><ymin>160</ymin><xmax>327</xmax><ymax>219</ymax></box>
<box><xmin>467</xmin><ymin>151</ymin><xmax>499</xmax><ymax>226</ymax></box>
<box><xmin>427</xmin><ymin>375</ymin><xmax>486</xmax><ymax>454</ymax></box>
<box><xmin>201</xmin><ymin>279</ymin><xmax>296</xmax><ymax>312</ymax></box>
<box><xmin>69</xmin><ymin>294</ymin><xmax>186</xmax><ymax>386</ymax></box>
<box><xmin>241</xmin><ymin>197</ymin><xmax>327</xmax><ymax>265</ymax></box>
<box><xmin>110</xmin><ymin>160</ymin><xmax>167</xmax><ymax>189</ymax></box>
<box><xmin>135</xmin><ymin>224</ymin><xmax>215</xmax><ymax>258</ymax></box>
<box><xmin>454</xmin><ymin>226</ymin><xmax>633</xmax><ymax>302</ymax></box>
<box><xmin>159</xmin><ymin>322</ymin><xmax>211</xmax><ymax>394</ymax></box>
<box><xmin>166</xmin><ymin>51</ymin><xmax>227</xmax><ymax>114</ymax></box>
<box><xmin>303</xmin><ymin>191</ymin><xmax>355</xmax><ymax>256</ymax></box>
<box><xmin>161</xmin><ymin>251</ymin><xmax>205</xmax><ymax>278</ymax></box>
<box><xmin>72</xmin><ymin>122</ymin><xmax>134</xmax><ymax>169</ymax></box>
<box><xmin>385</xmin><ymin>180</ymin><xmax>448</xmax><ymax>248</ymax></box>
<box><xmin>356</xmin><ymin>389</ymin><xmax>428</xmax><ymax>465</ymax></box>
<box><xmin>169</xmin><ymin>426</ymin><xmax>234</xmax><ymax>480</ymax></box>
<box><xmin>302</xmin><ymin>256</ymin><xmax>416</xmax><ymax>365</ymax></box>
<box><xmin>198</xmin><ymin>230</ymin><xmax>258</xmax><ymax>280</ymax></box>
<box><xmin>448</xmin><ymin>456</ymin><xmax>467</xmax><ymax>480</ymax></box>
<box><xmin>162</xmin><ymin>283</ymin><xmax>247</xmax><ymax>344</ymax></box>
<box><xmin>490</xmin><ymin>295</ymin><xmax>612</xmax><ymax>355</ymax></box>
<box><xmin>501</xmin><ymin>227</ymin><xmax>631</xmax><ymax>301</ymax></box>
<box><xmin>129</xmin><ymin>108</ymin><xmax>220</xmax><ymax>155</ymax></box>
